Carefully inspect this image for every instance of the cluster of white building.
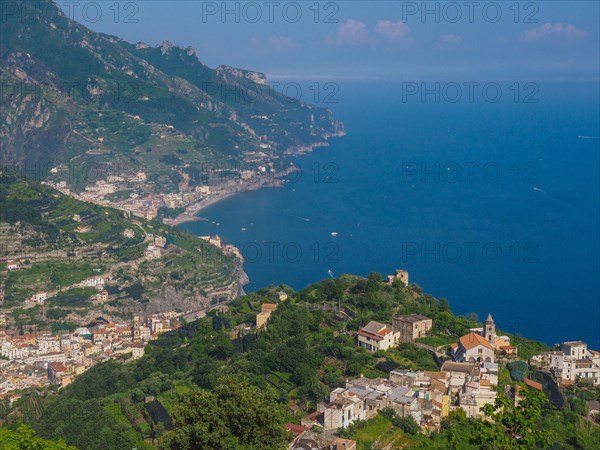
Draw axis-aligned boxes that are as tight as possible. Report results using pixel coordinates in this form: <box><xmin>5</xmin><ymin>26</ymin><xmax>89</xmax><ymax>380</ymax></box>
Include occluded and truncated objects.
<box><xmin>45</xmin><ymin>174</ymin><xmax>214</xmax><ymax>222</ymax></box>
<box><xmin>0</xmin><ymin>311</ymin><xmax>182</xmax><ymax>393</ymax></box>
<box><xmin>531</xmin><ymin>341</ymin><xmax>600</xmax><ymax>386</ymax></box>
<box><xmin>316</xmin><ymin>361</ymin><xmax>498</xmax><ymax>431</ymax></box>
<box><xmin>332</xmin><ymin>305</ymin><xmax>523</xmax><ymax>432</ymax></box>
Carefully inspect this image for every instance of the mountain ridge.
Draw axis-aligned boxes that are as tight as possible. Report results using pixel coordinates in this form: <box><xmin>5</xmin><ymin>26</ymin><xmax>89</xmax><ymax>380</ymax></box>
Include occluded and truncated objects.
<box><xmin>1</xmin><ymin>0</ymin><xmax>344</xmax><ymax>195</ymax></box>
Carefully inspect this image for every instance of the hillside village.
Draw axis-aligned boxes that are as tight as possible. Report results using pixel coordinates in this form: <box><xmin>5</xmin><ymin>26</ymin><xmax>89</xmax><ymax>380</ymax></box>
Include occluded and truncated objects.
<box><xmin>0</xmin><ymin>262</ymin><xmax>598</xmax><ymax>449</ymax></box>
<box><xmin>255</xmin><ymin>270</ymin><xmax>600</xmax><ymax>447</ymax></box>
<box><xmin>43</xmin><ymin>155</ymin><xmax>286</xmax><ymax>225</ymax></box>
<box><xmin>0</xmin><ymin>310</ymin><xmax>186</xmax><ymax>396</ymax></box>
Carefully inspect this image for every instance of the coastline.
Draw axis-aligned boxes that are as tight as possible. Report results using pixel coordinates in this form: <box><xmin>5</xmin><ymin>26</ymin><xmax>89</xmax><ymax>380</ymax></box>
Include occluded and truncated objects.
<box><xmin>165</xmin><ymin>191</ymin><xmax>239</xmax><ymax>226</ymax></box>
<box><xmin>165</xmin><ymin>179</ymin><xmax>284</xmax><ymax>227</ymax></box>
<box><xmin>166</xmin><ymin>134</ymin><xmax>346</xmax><ymax>227</ymax></box>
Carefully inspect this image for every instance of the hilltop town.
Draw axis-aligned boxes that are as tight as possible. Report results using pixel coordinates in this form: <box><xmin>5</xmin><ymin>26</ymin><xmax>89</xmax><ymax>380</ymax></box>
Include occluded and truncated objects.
<box><xmin>238</xmin><ymin>271</ymin><xmax>600</xmax><ymax>448</ymax></box>
<box><xmin>0</xmin><ymin>269</ymin><xmax>598</xmax><ymax>449</ymax></box>
<box><xmin>0</xmin><ymin>310</ymin><xmax>182</xmax><ymax>394</ymax></box>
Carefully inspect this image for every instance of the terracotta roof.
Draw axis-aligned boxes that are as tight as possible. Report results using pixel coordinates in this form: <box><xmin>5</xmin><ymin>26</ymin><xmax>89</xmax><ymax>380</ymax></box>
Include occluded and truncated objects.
<box><xmin>425</xmin><ymin>371</ymin><xmax>448</xmax><ymax>380</ymax></box>
<box><xmin>525</xmin><ymin>378</ymin><xmax>543</xmax><ymax>391</ymax></box>
<box><xmin>261</xmin><ymin>303</ymin><xmax>278</xmax><ymax>311</ymax></box>
<box><xmin>286</xmin><ymin>423</ymin><xmax>309</xmax><ymax>436</ymax></box>
<box><xmin>458</xmin><ymin>332</ymin><xmax>494</xmax><ymax>351</ymax></box>
<box><xmin>357</xmin><ymin>330</ymin><xmax>383</xmax><ymax>341</ymax></box>
<box><xmin>48</xmin><ymin>362</ymin><xmax>68</xmax><ymax>373</ymax></box>
<box><xmin>303</xmin><ymin>411</ymin><xmax>323</xmax><ymax>421</ymax></box>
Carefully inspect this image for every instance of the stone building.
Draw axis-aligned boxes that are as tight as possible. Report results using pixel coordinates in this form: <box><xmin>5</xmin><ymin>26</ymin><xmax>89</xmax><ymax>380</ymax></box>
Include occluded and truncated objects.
<box><xmin>393</xmin><ymin>314</ymin><xmax>432</xmax><ymax>342</ymax></box>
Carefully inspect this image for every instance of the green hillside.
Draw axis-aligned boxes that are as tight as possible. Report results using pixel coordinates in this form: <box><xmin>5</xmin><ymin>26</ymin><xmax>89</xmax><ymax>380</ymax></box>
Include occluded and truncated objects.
<box><xmin>1</xmin><ymin>276</ymin><xmax>597</xmax><ymax>449</ymax></box>
<box><xmin>0</xmin><ymin>168</ymin><xmax>243</xmax><ymax>330</ymax></box>
<box><xmin>0</xmin><ymin>0</ymin><xmax>344</xmax><ymax>193</ymax></box>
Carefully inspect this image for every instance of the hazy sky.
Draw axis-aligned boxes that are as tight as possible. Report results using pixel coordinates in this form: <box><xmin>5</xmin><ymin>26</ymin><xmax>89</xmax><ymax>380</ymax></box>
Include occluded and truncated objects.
<box><xmin>57</xmin><ymin>1</ymin><xmax>600</xmax><ymax>80</ymax></box>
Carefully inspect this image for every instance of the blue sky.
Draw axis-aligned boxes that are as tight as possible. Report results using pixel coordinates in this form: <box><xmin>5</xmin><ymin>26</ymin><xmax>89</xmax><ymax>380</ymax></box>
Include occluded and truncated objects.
<box><xmin>58</xmin><ymin>1</ymin><xmax>599</xmax><ymax>80</ymax></box>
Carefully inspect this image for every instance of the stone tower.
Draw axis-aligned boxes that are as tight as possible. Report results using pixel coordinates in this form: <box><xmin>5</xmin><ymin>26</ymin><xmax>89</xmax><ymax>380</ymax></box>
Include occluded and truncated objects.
<box><xmin>132</xmin><ymin>315</ymin><xmax>141</xmax><ymax>340</ymax></box>
<box><xmin>396</xmin><ymin>270</ymin><xmax>409</xmax><ymax>286</ymax></box>
<box><xmin>483</xmin><ymin>313</ymin><xmax>496</xmax><ymax>344</ymax></box>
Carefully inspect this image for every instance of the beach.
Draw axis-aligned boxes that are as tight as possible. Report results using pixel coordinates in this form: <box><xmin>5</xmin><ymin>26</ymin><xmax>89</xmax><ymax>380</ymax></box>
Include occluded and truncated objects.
<box><xmin>165</xmin><ymin>178</ymin><xmax>286</xmax><ymax>226</ymax></box>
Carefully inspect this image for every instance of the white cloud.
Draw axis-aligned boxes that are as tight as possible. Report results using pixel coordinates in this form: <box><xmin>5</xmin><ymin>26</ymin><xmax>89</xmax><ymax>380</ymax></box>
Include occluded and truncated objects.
<box><xmin>327</xmin><ymin>19</ymin><xmax>369</xmax><ymax>45</ymax></box>
<box><xmin>375</xmin><ymin>20</ymin><xmax>410</xmax><ymax>40</ymax></box>
<box><xmin>269</xmin><ymin>35</ymin><xmax>295</xmax><ymax>50</ymax></box>
<box><xmin>520</xmin><ymin>23</ymin><xmax>588</xmax><ymax>42</ymax></box>
<box><xmin>248</xmin><ymin>38</ymin><xmax>262</xmax><ymax>50</ymax></box>
<box><xmin>441</xmin><ymin>34</ymin><xmax>464</xmax><ymax>44</ymax></box>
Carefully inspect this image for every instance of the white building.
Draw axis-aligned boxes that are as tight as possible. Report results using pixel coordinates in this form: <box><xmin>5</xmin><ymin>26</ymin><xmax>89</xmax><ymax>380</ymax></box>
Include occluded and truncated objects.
<box><xmin>145</xmin><ymin>244</ymin><xmax>161</xmax><ymax>260</ymax></box>
<box><xmin>37</xmin><ymin>335</ymin><xmax>61</xmax><ymax>354</ymax></box>
<box><xmin>322</xmin><ymin>388</ymin><xmax>365</xmax><ymax>430</ymax></box>
<box><xmin>547</xmin><ymin>342</ymin><xmax>600</xmax><ymax>385</ymax></box>
<box><xmin>30</xmin><ymin>292</ymin><xmax>48</xmax><ymax>305</ymax></box>
<box><xmin>80</xmin><ymin>277</ymin><xmax>105</xmax><ymax>288</ymax></box>
<box><xmin>451</xmin><ymin>332</ymin><xmax>495</xmax><ymax>364</ymax></box>
<box><xmin>356</xmin><ymin>321</ymin><xmax>399</xmax><ymax>353</ymax></box>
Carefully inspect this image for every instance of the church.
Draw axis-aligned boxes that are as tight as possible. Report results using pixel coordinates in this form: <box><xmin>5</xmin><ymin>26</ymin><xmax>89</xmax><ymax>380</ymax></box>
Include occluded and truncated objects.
<box><xmin>451</xmin><ymin>314</ymin><xmax>517</xmax><ymax>364</ymax></box>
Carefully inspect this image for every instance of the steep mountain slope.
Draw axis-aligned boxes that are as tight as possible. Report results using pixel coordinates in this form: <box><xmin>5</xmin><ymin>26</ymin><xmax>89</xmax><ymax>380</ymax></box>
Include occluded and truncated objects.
<box><xmin>0</xmin><ymin>167</ymin><xmax>245</xmax><ymax>330</ymax></box>
<box><xmin>0</xmin><ymin>0</ymin><xmax>344</xmax><ymax>192</ymax></box>
<box><xmin>2</xmin><ymin>277</ymin><xmax>573</xmax><ymax>450</ymax></box>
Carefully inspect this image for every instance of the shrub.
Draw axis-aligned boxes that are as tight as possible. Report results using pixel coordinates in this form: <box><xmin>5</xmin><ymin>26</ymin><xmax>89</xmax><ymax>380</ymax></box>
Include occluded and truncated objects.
<box><xmin>507</xmin><ymin>360</ymin><xmax>528</xmax><ymax>382</ymax></box>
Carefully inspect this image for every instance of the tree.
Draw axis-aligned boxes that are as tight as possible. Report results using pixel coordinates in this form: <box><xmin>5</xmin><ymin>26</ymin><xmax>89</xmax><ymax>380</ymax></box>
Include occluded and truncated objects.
<box><xmin>473</xmin><ymin>390</ymin><xmax>558</xmax><ymax>449</ymax></box>
<box><xmin>378</xmin><ymin>408</ymin><xmax>420</xmax><ymax>435</ymax></box>
<box><xmin>507</xmin><ymin>361</ymin><xmax>528</xmax><ymax>382</ymax></box>
<box><xmin>0</xmin><ymin>425</ymin><xmax>78</xmax><ymax>450</ymax></box>
<box><xmin>366</xmin><ymin>272</ymin><xmax>383</xmax><ymax>292</ymax></box>
<box><xmin>161</xmin><ymin>375</ymin><xmax>289</xmax><ymax>450</ymax></box>
<box><xmin>191</xmin><ymin>359</ymin><xmax>219</xmax><ymax>389</ymax></box>
<box><xmin>393</xmin><ymin>415</ymin><xmax>420</xmax><ymax>435</ymax></box>
<box><xmin>439</xmin><ymin>298</ymin><xmax>451</xmax><ymax>313</ymax></box>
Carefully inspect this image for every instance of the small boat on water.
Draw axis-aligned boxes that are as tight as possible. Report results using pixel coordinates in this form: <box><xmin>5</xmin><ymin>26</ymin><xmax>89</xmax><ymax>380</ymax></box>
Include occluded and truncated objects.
<box><xmin>241</xmin><ymin>227</ymin><xmax>247</xmax><ymax>231</ymax></box>
<box><xmin>331</xmin><ymin>232</ymin><xmax>338</xmax><ymax>237</ymax></box>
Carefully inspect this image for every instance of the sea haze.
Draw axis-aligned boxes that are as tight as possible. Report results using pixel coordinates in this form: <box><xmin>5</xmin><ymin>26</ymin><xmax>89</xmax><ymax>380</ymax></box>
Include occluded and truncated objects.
<box><xmin>179</xmin><ymin>80</ymin><xmax>600</xmax><ymax>347</ymax></box>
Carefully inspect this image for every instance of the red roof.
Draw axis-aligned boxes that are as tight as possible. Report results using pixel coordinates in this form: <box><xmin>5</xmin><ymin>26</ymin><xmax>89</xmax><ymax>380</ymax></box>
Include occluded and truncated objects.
<box><xmin>458</xmin><ymin>332</ymin><xmax>494</xmax><ymax>351</ymax></box>
<box><xmin>357</xmin><ymin>330</ymin><xmax>383</xmax><ymax>341</ymax></box>
<box><xmin>49</xmin><ymin>362</ymin><xmax>68</xmax><ymax>373</ymax></box>
<box><xmin>525</xmin><ymin>378</ymin><xmax>543</xmax><ymax>391</ymax></box>
<box><xmin>303</xmin><ymin>411</ymin><xmax>323</xmax><ymax>421</ymax></box>
<box><xmin>286</xmin><ymin>423</ymin><xmax>309</xmax><ymax>436</ymax></box>
<box><xmin>261</xmin><ymin>303</ymin><xmax>278</xmax><ymax>311</ymax></box>
<box><xmin>358</xmin><ymin>322</ymin><xmax>393</xmax><ymax>341</ymax></box>
<box><xmin>379</xmin><ymin>327</ymin><xmax>393</xmax><ymax>336</ymax></box>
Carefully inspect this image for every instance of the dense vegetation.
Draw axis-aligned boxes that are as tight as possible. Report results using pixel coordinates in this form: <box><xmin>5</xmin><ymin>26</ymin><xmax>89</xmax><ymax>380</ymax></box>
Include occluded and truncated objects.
<box><xmin>0</xmin><ymin>425</ymin><xmax>76</xmax><ymax>450</ymax></box>
<box><xmin>1</xmin><ymin>275</ymin><xmax>597</xmax><ymax>449</ymax></box>
<box><xmin>1</xmin><ymin>0</ymin><xmax>342</xmax><ymax>193</ymax></box>
<box><xmin>0</xmin><ymin>169</ymin><xmax>240</xmax><ymax>329</ymax></box>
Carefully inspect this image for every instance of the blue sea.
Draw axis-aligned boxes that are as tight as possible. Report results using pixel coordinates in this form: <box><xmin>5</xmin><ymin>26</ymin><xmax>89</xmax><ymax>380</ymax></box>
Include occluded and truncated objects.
<box><xmin>180</xmin><ymin>81</ymin><xmax>600</xmax><ymax>347</ymax></box>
